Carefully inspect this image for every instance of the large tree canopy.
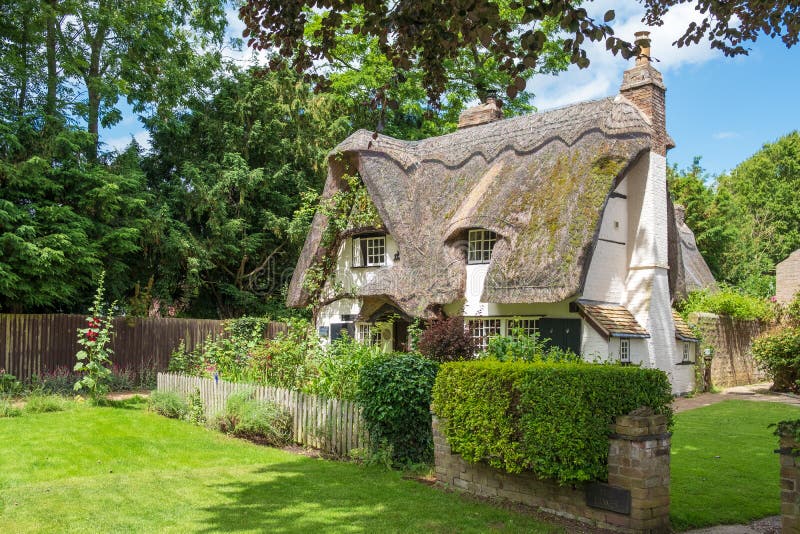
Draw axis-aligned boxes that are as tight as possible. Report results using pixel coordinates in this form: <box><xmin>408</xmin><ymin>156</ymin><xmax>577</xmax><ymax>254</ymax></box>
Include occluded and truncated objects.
<box><xmin>669</xmin><ymin>132</ymin><xmax>800</xmax><ymax>297</ymax></box>
<box><xmin>240</xmin><ymin>0</ymin><xmax>800</xmax><ymax>100</ymax></box>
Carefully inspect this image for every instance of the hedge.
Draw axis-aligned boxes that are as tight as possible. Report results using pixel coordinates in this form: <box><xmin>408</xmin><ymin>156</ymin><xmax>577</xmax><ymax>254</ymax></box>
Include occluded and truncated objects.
<box><xmin>356</xmin><ymin>353</ymin><xmax>439</xmax><ymax>465</ymax></box>
<box><xmin>431</xmin><ymin>360</ymin><xmax>673</xmax><ymax>484</ymax></box>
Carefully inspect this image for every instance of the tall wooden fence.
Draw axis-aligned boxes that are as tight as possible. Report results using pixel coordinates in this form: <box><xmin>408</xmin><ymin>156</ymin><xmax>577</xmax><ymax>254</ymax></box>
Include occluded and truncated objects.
<box><xmin>157</xmin><ymin>373</ymin><xmax>367</xmax><ymax>457</ymax></box>
<box><xmin>0</xmin><ymin>314</ymin><xmax>287</xmax><ymax>380</ymax></box>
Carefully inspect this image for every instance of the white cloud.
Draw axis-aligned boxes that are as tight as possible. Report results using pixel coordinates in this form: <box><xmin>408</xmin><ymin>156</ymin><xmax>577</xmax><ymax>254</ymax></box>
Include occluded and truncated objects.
<box><xmin>529</xmin><ymin>2</ymin><xmax>724</xmax><ymax>111</ymax></box>
<box><xmin>713</xmin><ymin>131</ymin><xmax>739</xmax><ymax>140</ymax></box>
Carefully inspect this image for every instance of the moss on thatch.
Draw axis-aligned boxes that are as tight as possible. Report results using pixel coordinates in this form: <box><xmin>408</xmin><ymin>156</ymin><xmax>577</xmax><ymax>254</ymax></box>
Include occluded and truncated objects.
<box><xmin>288</xmin><ymin>96</ymin><xmax>656</xmax><ymax>316</ymax></box>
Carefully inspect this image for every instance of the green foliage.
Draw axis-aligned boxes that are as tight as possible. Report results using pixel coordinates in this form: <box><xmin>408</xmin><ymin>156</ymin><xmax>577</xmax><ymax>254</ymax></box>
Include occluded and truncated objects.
<box><xmin>752</xmin><ymin>326</ymin><xmax>800</xmax><ymax>392</ymax></box>
<box><xmin>74</xmin><ymin>273</ymin><xmax>115</xmax><ymax>399</ymax></box>
<box><xmin>356</xmin><ymin>353</ymin><xmax>439</xmax><ymax>466</ymax></box>
<box><xmin>148</xmin><ymin>391</ymin><xmax>189</xmax><ymax>420</ymax></box>
<box><xmin>249</xmin><ymin>318</ymin><xmax>320</xmax><ymax>390</ymax></box>
<box><xmin>167</xmin><ymin>339</ymin><xmax>205</xmax><ymax>376</ymax></box>
<box><xmin>669</xmin><ymin>134</ymin><xmax>800</xmax><ymax>297</ymax></box>
<box><xmin>308</xmin><ymin>334</ymin><xmax>384</xmax><ymax>400</ymax></box>
<box><xmin>676</xmin><ymin>286</ymin><xmax>775</xmax><ymax>321</ymax></box>
<box><xmin>24</xmin><ymin>394</ymin><xmax>68</xmax><ymax>414</ymax></box>
<box><xmin>186</xmin><ymin>388</ymin><xmax>206</xmax><ymax>426</ymax></box>
<box><xmin>0</xmin><ymin>372</ymin><xmax>22</xmax><ymax>397</ymax></box>
<box><xmin>216</xmin><ymin>389</ymin><xmax>292</xmax><ymax>446</ymax></box>
<box><xmin>482</xmin><ymin>327</ymin><xmax>582</xmax><ymax>363</ymax></box>
<box><xmin>0</xmin><ymin>400</ymin><xmax>22</xmax><ymax>418</ymax></box>
<box><xmin>432</xmin><ymin>360</ymin><xmax>673</xmax><ymax>484</ymax></box>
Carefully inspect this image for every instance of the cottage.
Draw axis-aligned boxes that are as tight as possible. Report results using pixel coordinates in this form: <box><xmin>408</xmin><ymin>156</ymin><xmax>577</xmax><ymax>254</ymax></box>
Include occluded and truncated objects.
<box><xmin>288</xmin><ymin>32</ymin><xmax>713</xmax><ymax>393</ymax></box>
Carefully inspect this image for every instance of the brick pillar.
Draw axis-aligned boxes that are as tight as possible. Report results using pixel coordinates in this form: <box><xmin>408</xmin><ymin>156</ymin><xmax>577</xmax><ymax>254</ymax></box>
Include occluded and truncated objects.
<box><xmin>608</xmin><ymin>413</ymin><xmax>671</xmax><ymax>533</ymax></box>
<box><xmin>779</xmin><ymin>434</ymin><xmax>800</xmax><ymax>532</ymax></box>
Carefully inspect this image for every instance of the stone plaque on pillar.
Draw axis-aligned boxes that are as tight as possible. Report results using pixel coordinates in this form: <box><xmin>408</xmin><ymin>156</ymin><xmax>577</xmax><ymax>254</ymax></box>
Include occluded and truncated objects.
<box><xmin>586</xmin><ymin>482</ymin><xmax>631</xmax><ymax>515</ymax></box>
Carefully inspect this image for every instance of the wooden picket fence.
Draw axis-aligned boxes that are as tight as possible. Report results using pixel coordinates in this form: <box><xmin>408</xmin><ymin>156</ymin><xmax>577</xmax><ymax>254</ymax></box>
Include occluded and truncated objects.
<box><xmin>157</xmin><ymin>373</ymin><xmax>368</xmax><ymax>457</ymax></box>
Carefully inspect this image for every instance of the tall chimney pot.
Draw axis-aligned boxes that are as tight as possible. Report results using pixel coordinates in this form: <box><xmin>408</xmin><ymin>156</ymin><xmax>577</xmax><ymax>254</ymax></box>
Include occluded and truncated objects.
<box><xmin>634</xmin><ymin>31</ymin><xmax>652</xmax><ymax>66</ymax></box>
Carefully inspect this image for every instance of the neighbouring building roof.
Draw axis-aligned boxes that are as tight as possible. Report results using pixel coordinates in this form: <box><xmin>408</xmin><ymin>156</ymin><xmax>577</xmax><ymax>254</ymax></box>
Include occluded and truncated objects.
<box><xmin>672</xmin><ymin>310</ymin><xmax>700</xmax><ymax>342</ymax></box>
<box><xmin>674</xmin><ymin>205</ymin><xmax>717</xmax><ymax>293</ymax></box>
<box><xmin>578</xmin><ymin>301</ymin><xmax>650</xmax><ymax>339</ymax></box>
<box><xmin>289</xmin><ymin>96</ymin><xmax>657</xmax><ymax>316</ymax></box>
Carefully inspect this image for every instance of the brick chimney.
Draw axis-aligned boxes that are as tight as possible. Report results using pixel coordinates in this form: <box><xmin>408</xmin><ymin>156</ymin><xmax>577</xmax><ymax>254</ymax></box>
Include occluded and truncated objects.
<box><xmin>619</xmin><ymin>31</ymin><xmax>672</xmax><ymax>156</ymax></box>
<box><xmin>457</xmin><ymin>92</ymin><xmax>503</xmax><ymax>129</ymax></box>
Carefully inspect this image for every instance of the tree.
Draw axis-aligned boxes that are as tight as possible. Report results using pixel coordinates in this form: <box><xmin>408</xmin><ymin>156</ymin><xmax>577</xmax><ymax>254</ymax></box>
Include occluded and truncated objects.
<box><xmin>301</xmin><ymin>7</ymin><xmax>568</xmax><ymax>139</ymax></box>
<box><xmin>141</xmin><ymin>67</ymin><xmax>351</xmax><ymax>317</ymax></box>
<box><xmin>51</xmin><ymin>0</ymin><xmax>227</xmax><ymax>159</ymax></box>
<box><xmin>240</xmin><ymin>0</ymin><xmax>800</xmax><ymax>101</ymax></box>
<box><xmin>669</xmin><ymin>133</ymin><xmax>800</xmax><ymax>297</ymax></box>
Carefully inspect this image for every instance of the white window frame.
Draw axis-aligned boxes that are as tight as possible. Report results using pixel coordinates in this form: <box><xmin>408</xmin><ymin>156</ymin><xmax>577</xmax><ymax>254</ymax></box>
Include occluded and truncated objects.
<box><xmin>467</xmin><ymin>318</ymin><xmax>502</xmax><ymax>351</ymax></box>
<box><xmin>508</xmin><ymin>318</ymin><xmax>538</xmax><ymax>338</ymax></box>
<box><xmin>352</xmin><ymin>235</ymin><xmax>386</xmax><ymax>267</ymax></box>
<box><xmin>467</xmin><ymin>229</ymin><xmax>497</xmax><ymax>264</ymax></box>
<box><xmin>619</xmin><ymin>338</ymin><xmax>631</xmax><ymax>364</ymax></box>
<box><xmin>356</xmin><ymin>323</ymin><xmax>382</xmax><ymax>346</ymax></box>
<box><xmin>682</xmin><ymin>342</ymin><xmax>692</xmax><ymax>363</ymax></box>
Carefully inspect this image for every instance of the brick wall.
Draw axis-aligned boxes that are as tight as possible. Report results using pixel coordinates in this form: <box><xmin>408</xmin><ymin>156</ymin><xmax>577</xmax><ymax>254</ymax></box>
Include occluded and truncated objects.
<box><xmin>689</xmin><ymin>312</ymin><xmax>768</xmax><ymax>388</ymax></box>
<box><xmin>433</xmin><ymin>414</ymin><xmax>671</xmax><ymax>533</ymax></box>
<box><xmin>778</xmin><ymin>433</ymin><xmax>800</xmax><ymax>532</ymax></box>
<box><xmin>777</xmin><ymin>250</ymin><xmax>800</xmax><ymax>305</ymax></box>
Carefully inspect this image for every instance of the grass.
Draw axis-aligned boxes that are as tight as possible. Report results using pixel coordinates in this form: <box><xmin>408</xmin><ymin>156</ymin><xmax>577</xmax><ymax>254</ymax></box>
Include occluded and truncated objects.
<box><xmin>0</xmin><ymin>398</ymin><xmax>559</xmax><ymax>533</ymax></box>
<box><xmin>671</xmin><ymin>399</ymin><xmax>800</xmax><ymax>531</ymax></box>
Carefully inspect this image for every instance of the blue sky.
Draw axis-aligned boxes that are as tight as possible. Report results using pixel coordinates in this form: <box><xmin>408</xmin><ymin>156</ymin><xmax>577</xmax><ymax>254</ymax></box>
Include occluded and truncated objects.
<box><xmin>102</xmin><ymin>3</ymin><xmax>800</xmax><ymax>180</ymax></box>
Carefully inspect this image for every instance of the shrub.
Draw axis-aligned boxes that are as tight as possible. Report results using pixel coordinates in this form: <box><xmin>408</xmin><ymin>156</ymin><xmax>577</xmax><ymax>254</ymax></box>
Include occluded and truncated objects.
<box><xmin>28</xmin><ymin>367</ymin><xmax>79</xmax><ymax>395</ymax></box>
<box><xmin>417</xmin><ymin>317</ymin><xmax>476</xmax><ymax>362</ymax></box>
<box><xmin>167</xmin><ymin>339</ymin><xmax>205</xmax><ymax>375</ymax></box>
<box><xmin>432</xmin><ymin>360</ymin><xmax>673</xmax><ymax>484</ymax></box>
<box><xmin>24</xmin><ymin>394</ymin><xmax>68</xmax><ymax>413</ymax></box>
<box><xmin>186</xmin><ymin>388</ymin><xmax>206</xmax><ymax>425</ymax></box>
<box><xmin>148</xmin><ymin>391</ymin><xmax>189</xmax><ymax>419</ymax></box>
<box><xmin>216</xmin><ymin>389</ymin><xmax>292</xmax><ymax>446</ymax></box>
<box><xmin>308</xmin><ymin>334</ymin><xmax>383</xmax><ymax>400</ymax></box>
<box><xmin>356</xmin><ymin>353</ymin><xmax>439</xmax><ymax>466</ymax></box>
<box><xmin>0</xmin><ymin>399</ymin><xmax>21</xmax><ymax>417</ymax></box>
<box><xmin>249</xmin><ymin>318</ymin><xmax>319</xmax><ymax>390</ymax></box>
<box><xmin>482</xmin><ymin>327</ymin><xmax>582</xmax><ymax>363</ymax></box>
<box><xmin>677</xmin><ymin>286</ymin><xmax>775</xmax><ymax>321</ymax></box>
<box><xmin>753</xmin><ymin>326</ymin><xmax>800</xmax><ymax>392</ymax></box>
<box><xmin>0</xmin><ymin>371</ymin><xmax>22</xmax><ymax>396</ymax></box>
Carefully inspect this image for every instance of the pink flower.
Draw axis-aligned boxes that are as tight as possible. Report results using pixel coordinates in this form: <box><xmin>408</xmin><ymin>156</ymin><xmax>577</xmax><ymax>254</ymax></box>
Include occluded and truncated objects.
<box><xmin>770</xmin><ymin>296</ymin><xmax>778</xmax><ymax>302</ymax></box>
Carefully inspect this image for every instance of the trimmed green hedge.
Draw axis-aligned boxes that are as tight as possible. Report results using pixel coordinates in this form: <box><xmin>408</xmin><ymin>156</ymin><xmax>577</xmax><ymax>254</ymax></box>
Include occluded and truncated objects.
<box><xmin>432</xmin><ymin>361</ymin><xmax>673</xmax><ymax>484</ymax></box>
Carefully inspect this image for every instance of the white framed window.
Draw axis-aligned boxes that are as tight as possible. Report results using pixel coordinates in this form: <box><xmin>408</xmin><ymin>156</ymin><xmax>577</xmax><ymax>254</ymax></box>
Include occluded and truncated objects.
<box><xmin>619</xmin><ymin>338</ymin><xmax>630</xmax><ymax>364</ymax></box>
<box><xmin>356</xmin><ymin>323</ymin><xmax>382</xmax><ymax>346</ymax></box>
<box><xmin>467</xmin><ymin>229</ymin><xmax>497</xmax><ymax>264</ymax></box>
<box><xmin>508</xmin><ymin>318</ymin><xmax>538</xmax><ymax>337</ymax></box>
<box><xmin>467</xmin><ymin>318</ymin><xmax>502</xmax><ymax>351</ymax></box>
<box><xmin>352</xmin><ymin>235</ymin><xmax>386</xmax><ymax>267</ymax></box>
<box><xmin>682</xmin><ymin>342</ymin><xmax>692</xmax><ymax>363</ymax></box>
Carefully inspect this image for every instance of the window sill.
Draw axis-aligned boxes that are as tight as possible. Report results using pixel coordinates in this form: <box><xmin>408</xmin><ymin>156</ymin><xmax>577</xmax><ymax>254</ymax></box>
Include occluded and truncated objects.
<box><xmin>351</xmin><ymin>264</ymin><xmax>386</xmax><ymax>269</ymax></box>
<box><xmin>676</xmin><ymin>361</ymin><xmax>696</xmax><ymax>366</ymax></box>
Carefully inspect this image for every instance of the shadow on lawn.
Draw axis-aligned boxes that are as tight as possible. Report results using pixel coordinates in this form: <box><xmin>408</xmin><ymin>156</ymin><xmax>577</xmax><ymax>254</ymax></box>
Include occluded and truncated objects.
<box><xmin>197</xmin><ymin>460</ymin><xmax>495</xmax><ymax>533</ymax></box>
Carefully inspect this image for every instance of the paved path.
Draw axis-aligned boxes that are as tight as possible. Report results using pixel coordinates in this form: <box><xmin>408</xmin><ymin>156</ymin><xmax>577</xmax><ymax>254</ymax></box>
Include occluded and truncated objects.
<box><xmin>673</xmin><ymin>382</ymin><xmax>800</xmax><ymax>414</ymax></box>
<box><xmin>677</xmin><ymin>383</ymin><xmax>799</xmax><ymax>534</ymax></box>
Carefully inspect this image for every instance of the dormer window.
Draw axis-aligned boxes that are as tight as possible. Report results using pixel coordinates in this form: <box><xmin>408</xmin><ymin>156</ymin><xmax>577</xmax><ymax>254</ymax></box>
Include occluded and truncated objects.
<box><xmin>467</xmin><ymin>229</ymin><xmax>497</xmax><ymax>264</ymax></box>
<box><xmin>352</xmin><ymin>235</ymin><xmax>386</xmax><ymax>267</ymax></box>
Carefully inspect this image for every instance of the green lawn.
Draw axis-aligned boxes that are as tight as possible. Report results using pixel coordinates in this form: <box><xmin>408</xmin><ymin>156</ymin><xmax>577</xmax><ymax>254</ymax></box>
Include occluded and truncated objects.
<box><xmin>671</xmin><ymin>399</ymin><xmax>800</xmax><ymax>531</ymax></box>
<box><xmin>0</xmin><ymin>399</ymin><xmax>558</xmax><ymax>533</ymax></box>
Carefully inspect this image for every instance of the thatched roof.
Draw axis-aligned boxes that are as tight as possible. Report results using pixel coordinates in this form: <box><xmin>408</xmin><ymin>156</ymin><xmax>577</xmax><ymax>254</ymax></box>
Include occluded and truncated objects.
<box><xmin>288</xmin><ymin>96</ymin><xmax>659</xmax><ymax>317</ymax></box>
<box><xmin>674</xmin><ymin>205</ymin><xmax>717</xmax><ymax>293</ymax></box>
